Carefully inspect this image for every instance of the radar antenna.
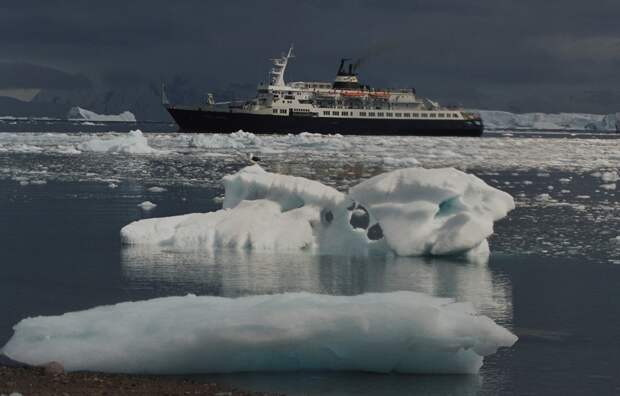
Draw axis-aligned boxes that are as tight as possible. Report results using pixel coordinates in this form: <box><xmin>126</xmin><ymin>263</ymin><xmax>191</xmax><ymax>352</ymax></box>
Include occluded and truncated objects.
<box><xmin>269</xmin><ymin>45</ymin><xmax>294</xmax><ymax>86</ymax></box>
<box><xmin>161</xmin><ymin>83</ymin><xmax>170</xmax><ymax>105</ymax></box>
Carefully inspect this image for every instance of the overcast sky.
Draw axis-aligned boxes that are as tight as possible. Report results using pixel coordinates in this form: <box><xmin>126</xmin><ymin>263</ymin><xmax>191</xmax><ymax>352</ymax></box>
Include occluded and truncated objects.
<box><xmin>1</xmin><ymin>0</ymin><xmax>619</xmax><ymax>113</ymax></box>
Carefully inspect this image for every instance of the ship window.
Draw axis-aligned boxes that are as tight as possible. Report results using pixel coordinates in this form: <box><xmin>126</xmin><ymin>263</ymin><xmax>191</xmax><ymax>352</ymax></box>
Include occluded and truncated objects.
<box><xmin>342</xmin><ymin>111</ymin><xmax>348</xmax><ymax>116</ymax></box>
<box><xmin>395</xmin><ymin>113</ymin><xmax>402</xmax><ymax>117</ymax></box>
<box><xmin>453</xmin><ymin>113</ymin><xmax>460</xmax><ymax>118</ymax></box>
<box><xmin>280</xmin><ymin>109</ymin><xmax>287</xmax><ymax>114</ymax></box>
<box><xmin>430</xmin><ymin>113</ymin><xmax>437</xmax><ymax>118</ymax></box>
<box><xmin>333</xmin><ymin>111</ymin><xmax>340</xmax><ymax>116</ymax></box>
<box><xmin>421</xmin><ymin>113</ymin><xmax>428</xmax><ymax>117</ymax></box>
<box><xmin>386</xmin><ymin>113</ymin><xmax>393</xmax><ymax>117</ymax></box>
<box><xmin>273</xmin><ymin>109</ymin><xmax>278</xmax><ymax>114</ymax></box>
<box><xmin>360</xmin><ymin>112</ymin><xmax>366</xmax><ymax>116</ymax></box>
<box><xmin>438</xmin><ymin>113</ymin><xmax>444</xmax><ymax>118</ymax></box>
<box><xmin>404</xmin><ymin>113</ymin><xmax>411</xmax><ymax>118</ymax></box>
<box><xmin>324</xmin><ymin>111</ymin><xmax>330</xmax><ymax>115</ymax></box>
<box><xmin>377</xmin><ymin>112</ymin><xmax>384</xmax><ymax>116</ymax></box>
<box><xmin>368</xmin><ymin>112</ymin><xmax>376</xmax><ymax>117</ymax></box>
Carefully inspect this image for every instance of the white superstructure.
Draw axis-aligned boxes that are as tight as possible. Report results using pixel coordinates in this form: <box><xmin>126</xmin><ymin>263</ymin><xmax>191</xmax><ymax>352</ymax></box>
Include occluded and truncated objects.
<box><xmin>208</xmin><ymin>46</ymin><xmax>476</xmax><ymax>122</ymax></box>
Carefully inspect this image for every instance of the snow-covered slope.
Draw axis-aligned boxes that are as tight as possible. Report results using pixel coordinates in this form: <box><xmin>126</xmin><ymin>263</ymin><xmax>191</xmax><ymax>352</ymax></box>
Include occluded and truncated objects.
<box><xmin>67</xmin><ymin>106</ymin><xmax>137</xmax><ymax>122</ymax></box>
<box><xmin>479</xmin><ymin>110</ymin><xmax>619</xmax><ymax>131</ymax></box>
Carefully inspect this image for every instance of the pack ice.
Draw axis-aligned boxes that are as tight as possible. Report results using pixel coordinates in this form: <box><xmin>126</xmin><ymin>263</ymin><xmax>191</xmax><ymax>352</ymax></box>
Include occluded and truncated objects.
<box><xmin>78</xmin><ymin>130</ymin><xmax>166</xmax><ymax>155</ymax></box>
<box><xmin>121</xmin><ymin>165</ymin><xmax>514</xmax><ymax>258</ymax></box>
<box><xmin>1</xmin><ymin>292</ymin><xmax>517</xmax><ymax>374</ymax></box>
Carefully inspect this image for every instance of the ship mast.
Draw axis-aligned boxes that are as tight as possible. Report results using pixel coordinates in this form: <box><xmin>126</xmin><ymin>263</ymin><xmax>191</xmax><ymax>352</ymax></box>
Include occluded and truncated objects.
<box><xmin>269</xmin><ymin>45</ymin><xmax>294</xmax><ymax>87</ymax></box>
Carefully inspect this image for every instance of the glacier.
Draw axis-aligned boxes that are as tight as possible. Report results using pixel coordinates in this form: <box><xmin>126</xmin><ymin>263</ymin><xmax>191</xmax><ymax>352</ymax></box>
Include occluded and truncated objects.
<box><xmin>121</xmin><ymin>165</ymin><xmax>514</xmax><ymax>258</ymax></box>
<box><xmin>1</xmin><ymin>292</ymin><xmax>517</xmax><ymax>374</ymax></box>
<box><xmin>479</xmin><ymin>110</ymin><xmax>620</xmax><ymax>131</ymax></box>
<box><xmin>67</xmin><ymin>106</ymin><xmax>137</xmax><ymax>122</ymax></box>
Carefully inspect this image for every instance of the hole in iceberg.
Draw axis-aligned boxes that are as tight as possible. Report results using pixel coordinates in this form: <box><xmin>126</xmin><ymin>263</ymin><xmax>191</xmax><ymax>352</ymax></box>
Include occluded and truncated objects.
<box><xmin>349</xmin><ymin>205</ymin><xmax>370</xmax><ymax>230</ymax></box>
<box><xmin>322</xmin><ymin>209</ymin><xmax>334</xmax><ymax>224</ymax></box>
<box><xmin>437</xmin><ymin>196</ymin><xmax>460</xmax><ymax>217</ymax></box>
<box><xmin>367</xmin><ymin>223</ymin><xmax>384</xmax><ymax>240</ymax></box>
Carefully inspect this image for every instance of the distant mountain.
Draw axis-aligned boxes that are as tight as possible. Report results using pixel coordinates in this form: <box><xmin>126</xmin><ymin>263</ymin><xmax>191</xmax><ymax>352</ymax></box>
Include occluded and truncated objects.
<box><xmin>479</xmin><ymin>110</ymin><xmax>619</xmax><ymax>132</ymax></box>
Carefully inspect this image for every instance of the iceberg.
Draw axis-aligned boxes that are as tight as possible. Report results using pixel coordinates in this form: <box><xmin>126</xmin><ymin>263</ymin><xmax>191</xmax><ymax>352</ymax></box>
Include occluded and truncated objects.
<box><xmin>479</xmin><ymin>110</ymin><xmax>620</xmax><ymax>131</ymax></box>
<box><xmin>67</xmin><ymin>106</ymin><xmax>137</xmax><ymax>122</ymax></box>
<box><xmin>1</xmin><ymin>292</ymin><xmax>517</xmax><ymax>374</ymax></box>
<box><xmin>78</xmin><ymin>130</ymin><xmax>167</xmax><ymax>155</ymax></box>
<box><xmin>121</xmin><ymin>165</ymin><xmax>514</xmax><ymax>258</ymax></box>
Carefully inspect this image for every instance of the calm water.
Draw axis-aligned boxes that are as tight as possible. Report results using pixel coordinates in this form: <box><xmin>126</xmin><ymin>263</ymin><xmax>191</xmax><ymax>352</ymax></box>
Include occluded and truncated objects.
<box><xmin>0</xmin><ymin>127</ymin><xmax>619</xmax><ymax>395</ymax></box>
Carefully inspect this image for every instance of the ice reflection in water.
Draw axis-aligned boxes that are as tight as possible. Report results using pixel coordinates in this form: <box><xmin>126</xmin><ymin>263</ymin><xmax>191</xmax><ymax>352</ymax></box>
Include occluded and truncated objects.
<box><xmin>121</xmin><ymin>248</ymin><xmax>512</xmax><ymax>325</ymax></box>
<box><xmin>121</xmin><ymin>248</ymin><xmax>511</xmax><ymax>395</ymax></box>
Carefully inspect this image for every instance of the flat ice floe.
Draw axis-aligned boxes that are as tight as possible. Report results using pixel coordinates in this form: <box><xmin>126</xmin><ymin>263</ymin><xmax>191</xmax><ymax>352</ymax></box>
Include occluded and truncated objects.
<box><xmin>78</xmin><ymin>130</ymin><xmax>166</xmax><ymax>155</ymax></box>
<box><xmin>121</xmin><ymin>165</ymin><xmax>514</xmax><ymax>258</ymax></box>
<box><xmin>1</xmin><ymin>291</ymin><xmax>517</xmax><ymax>374</ymax></box>
<box><xmin>137</xmin><ymin>201</ymin><xmax>157</xmax><ymax>211</ymax></box>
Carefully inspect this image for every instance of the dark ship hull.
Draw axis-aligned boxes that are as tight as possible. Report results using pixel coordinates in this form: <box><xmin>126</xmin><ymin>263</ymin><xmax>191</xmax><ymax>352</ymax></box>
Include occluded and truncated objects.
<box><xmin>166</xmin><ymin>106</ymin><xmax>484</xmax><ymax>137</ymax></box>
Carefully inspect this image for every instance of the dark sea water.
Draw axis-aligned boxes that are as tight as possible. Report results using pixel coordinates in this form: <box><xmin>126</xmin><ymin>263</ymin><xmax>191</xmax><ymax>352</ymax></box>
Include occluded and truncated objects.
<box><xmin>0</xmin><ymin>124</ymin><xmax>619</xmax><ymax>395</ymax></box>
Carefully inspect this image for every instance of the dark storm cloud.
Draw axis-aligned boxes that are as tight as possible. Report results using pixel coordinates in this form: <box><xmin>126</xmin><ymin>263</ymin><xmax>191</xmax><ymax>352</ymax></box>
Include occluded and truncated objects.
<box><xmin>1</xmin><ymin>0</ymin><xmax>619</xmax><ymax>112</ymax></box>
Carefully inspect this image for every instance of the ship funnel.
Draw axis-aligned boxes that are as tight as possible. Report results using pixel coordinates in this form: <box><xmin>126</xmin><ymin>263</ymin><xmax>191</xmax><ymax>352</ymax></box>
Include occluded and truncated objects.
<box><xmin>338</xmin><ymin>58</ymin><xmax>351</xmax><ymax>75</ymax></box>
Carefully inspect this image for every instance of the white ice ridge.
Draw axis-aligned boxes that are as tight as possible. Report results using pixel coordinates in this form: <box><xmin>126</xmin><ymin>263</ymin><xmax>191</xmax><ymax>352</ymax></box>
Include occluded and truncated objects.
<box><xmin>479</xmin><ymin>110</ymin><xmax>620</xmax><ymax>131</ymax></box>
<box><xmin>67</xmin><ymin>106</ymin><xmax>137</xmax><ymax>122</ymax></box>
<box><xmin>121</xmin><ymin>165</ymin><xmax>514</xmax><ymax>258</ymax></box>
<box><xmin>1</xmin><ymin>292</ymin><xmax>518</xmax><ymax>374</ymax></box>
<box><xmin>78</xmin><ymin>130</ymin><xmax>167</xmax><ymax>155</ymax></box>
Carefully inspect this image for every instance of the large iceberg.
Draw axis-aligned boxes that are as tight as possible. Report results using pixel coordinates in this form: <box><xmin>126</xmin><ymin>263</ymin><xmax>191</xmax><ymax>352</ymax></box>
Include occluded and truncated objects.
<box><xmin>479</xmin><ymin>110</ymin><xmax>620</xmax><ymax>131</ymax></box>
<box><xmin>121</xmin><ymin>165</ymin><xmax>514</xmax><ymax>258</ymax></box>
<box><xmin>67</xmin><ymin>106</ymin><xmax>137</xmax><ymax>122</ymax></box>
<box><xmin>78</xmin><ymin>130</ymin><xmax>167</xmax><ymax>155</ymax></box>
<box><xmin>1</xmin><ymin>292</ymin><xmax>517</xmax><ymax>374</ymax></box>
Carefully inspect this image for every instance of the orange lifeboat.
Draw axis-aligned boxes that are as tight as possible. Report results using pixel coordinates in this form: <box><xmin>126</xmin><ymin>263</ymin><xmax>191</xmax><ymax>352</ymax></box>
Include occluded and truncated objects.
<box><xmin>369</xmin><ymin>91</ymin><xmax>390</xmax><ymax>99</ymax></box>
<box><xmin>340</xmin><ymin>90</ymin><xmax>366</xmax><ymax>97</ymax></box>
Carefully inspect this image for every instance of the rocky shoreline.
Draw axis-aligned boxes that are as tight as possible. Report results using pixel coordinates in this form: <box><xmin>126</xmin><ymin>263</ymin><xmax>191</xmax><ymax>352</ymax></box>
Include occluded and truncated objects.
<box><xmin>0</xmin><ymin>362</ymin><xmax>279</xmax><ymax>396</ymax></box>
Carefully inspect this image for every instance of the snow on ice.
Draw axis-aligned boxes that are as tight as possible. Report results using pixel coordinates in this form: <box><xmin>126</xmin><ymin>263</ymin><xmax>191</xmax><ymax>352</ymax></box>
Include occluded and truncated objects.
<box><xmin>121</xmin><ymin>165</ymin><xmax>514</xmax><ymax>259</ymax></box>
<box><xmin>138</xmin><ymin>201</ymin><xmax>157</xmax><ymax>211</ymax></box>
<box><xmin>596</xmin><ymin>171</ymin><xmax>619</xmax><ymax>183</ymax></box>
<box><xmin>78</xmin><ymin>130</ymin><xmax>167</xmax><ymax>155</ymax></box>
<box><xmin>1</xmin><ymin>291</ymin><xmax>517</xmax><ymax>374</ymax></box>
<box><xmin>67</xmin><ymin>106</ymin><xmax>137</xmax><ymax>122</ymax></box>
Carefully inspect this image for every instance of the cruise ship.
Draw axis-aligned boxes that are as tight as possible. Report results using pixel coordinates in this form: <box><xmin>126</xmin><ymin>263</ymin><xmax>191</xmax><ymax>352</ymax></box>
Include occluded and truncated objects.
<box><xmin>164</xmin><ymin>47</ymin><xmax>483</xmax><ymax>136</ymax></box>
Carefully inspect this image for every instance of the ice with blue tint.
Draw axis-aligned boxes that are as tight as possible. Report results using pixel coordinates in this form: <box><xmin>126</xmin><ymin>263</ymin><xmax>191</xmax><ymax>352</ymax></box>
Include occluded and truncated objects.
<box><xmin>121</xmin><ymin>165</ymin><xmax>514</xmax><ymax>259</ymax></box>
<box><xmin>1</xmin><ymin>292</ymin><xmax>517</xmax><ymax>374</ymax></box>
